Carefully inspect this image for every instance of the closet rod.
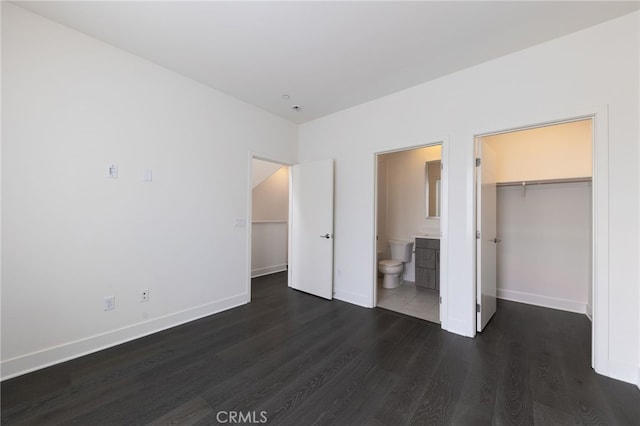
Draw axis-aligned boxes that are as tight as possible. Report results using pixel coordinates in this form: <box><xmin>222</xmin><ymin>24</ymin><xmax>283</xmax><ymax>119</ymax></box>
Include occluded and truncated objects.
<box><xmin>496</xmin><ymin>177</ymin><xmax>592</xmax><ymax>187</ymax></box>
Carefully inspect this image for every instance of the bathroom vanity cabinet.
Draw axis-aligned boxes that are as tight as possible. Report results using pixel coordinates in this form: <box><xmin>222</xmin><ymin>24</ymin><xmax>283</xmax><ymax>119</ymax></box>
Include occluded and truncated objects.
<box><xmin>415</xmin><ymin>238</ymin><xmax>440</xmax><ymax>290</ymax></box>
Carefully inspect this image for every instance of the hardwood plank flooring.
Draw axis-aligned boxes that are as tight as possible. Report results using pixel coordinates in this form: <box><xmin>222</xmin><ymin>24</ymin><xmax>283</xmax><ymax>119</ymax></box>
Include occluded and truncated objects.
<box><xmin>2</xmin><ymin>272</ymin><xmax>639</xmax><ymax>425</ymax></box>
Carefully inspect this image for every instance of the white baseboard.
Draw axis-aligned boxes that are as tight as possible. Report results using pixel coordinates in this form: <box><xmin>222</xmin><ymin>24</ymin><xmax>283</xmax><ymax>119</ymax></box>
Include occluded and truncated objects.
<box><xmin>497</xmin><ymin>288</ymin><xmax>587</xmax><ymax>314</ymax></box>
<box><xmin>605</xmin><ymin>358</ymin><xmax>640</xmax><ymax>386</ymax></box>
<box><xmin>1</xmin><ymin>293</ymin><xmax>249</xmax><ymax>381</ymax></box>
<box><xmin>444</xmin><ymin>317</ymin><xmax>475</xmax><ymax>338</ymax></box>
<box><xmin>251</xmin><ymin>264</ymin><xmax>287</xmax><ymax>278</ymax></box>
<box><xmin>334</xmin><ymin>288</ymin><xmax>371</xmax><ymax>308</ymax></box>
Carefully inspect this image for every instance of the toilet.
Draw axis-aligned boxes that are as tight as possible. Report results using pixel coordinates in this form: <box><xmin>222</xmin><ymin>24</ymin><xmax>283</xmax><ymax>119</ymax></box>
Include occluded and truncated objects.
<box><xmin>378</xmin><ymin>239</ymin><xmax>414</xmax><ymax>289</ymax></box>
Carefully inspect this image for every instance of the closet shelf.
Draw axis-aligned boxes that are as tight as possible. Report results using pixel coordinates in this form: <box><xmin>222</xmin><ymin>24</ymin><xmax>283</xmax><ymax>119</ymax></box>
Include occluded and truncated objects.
<box><xmin>496</xmin><ymin>177</ymin><xmax>591</xmax><ymax>187</ymax></box>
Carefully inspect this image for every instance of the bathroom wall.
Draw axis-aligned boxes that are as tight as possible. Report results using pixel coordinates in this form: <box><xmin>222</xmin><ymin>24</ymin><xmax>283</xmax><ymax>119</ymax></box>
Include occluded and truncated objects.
<box><xmin>381</xmin><ymin>145</ymin><xmax>441</xmax><ymax>282</ymax></box>
<box><xmin>484</xmin><ymin>121</ymin><xmax>592</xmax><ymax>314</ymax></box>
<box><xmin>376</xmin><ymin>157</ymin><xmax>388</xmax><ymax>264</ymax></box>
<box><xmin>1</xmin><ymin>4</ymin><xmax>298</xmax><ymax>379</ymax></box>
<box><xmin>252</xmin><ymin>166</ymin><xmax>289</xmax><ymax>277</ymax></box>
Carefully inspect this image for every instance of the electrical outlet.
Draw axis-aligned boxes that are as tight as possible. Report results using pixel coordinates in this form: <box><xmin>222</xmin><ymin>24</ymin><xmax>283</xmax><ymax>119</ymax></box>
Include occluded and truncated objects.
<box><xmin>140</xmin><ymin>289</ymin><xmax>149</xmax><ymax>302</ymax></box>
<box><xmin>104</xmin><ymin>296</ymin><xmax>115</xmax><ymax>311</ymax></box>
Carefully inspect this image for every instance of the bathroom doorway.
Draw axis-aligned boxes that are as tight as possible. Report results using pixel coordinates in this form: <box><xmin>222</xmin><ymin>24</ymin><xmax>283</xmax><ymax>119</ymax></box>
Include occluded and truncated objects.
<box><xmin>249</xmin><ymin>157</ymin><xmax>291</xmax><ymax>294</ymax></box>
<box><xmin>374</xmin><ymin>142</ymin><xmax>446</xmax><ymax>324</ymax></box>
<box><xmin>475</xmin><ymin>118</ymin><xmax>594</xmax><ymax>331</ymax></box>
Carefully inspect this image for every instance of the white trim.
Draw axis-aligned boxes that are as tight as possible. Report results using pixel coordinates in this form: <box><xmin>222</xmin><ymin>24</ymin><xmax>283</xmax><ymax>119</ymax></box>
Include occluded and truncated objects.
<box><xmin>1</xmin><ymin>293</ymin><xmax>249</xmax><ymax>381</ymax></box>
<box><xmin>585</xmin><ymin>307</ymin><xmax>593</xmax><ymax>322</ymax></box>
<box><xmin>468</xmin><ymin>137</ymin><xmax>478</xmax><ymax>337</ymax></box>
<box><xmin>334</xmin><ymin>289</ymin><xmax>370</xmax><ymax>308</ymax></box>
<box><xmin>606</xmin><ymin>359</ymin><xmax>639</xmax><ymax>385</ymax></box>
<box><xmin>247</xmin><ymin>152</ymin><xmax>254</xmax><ymax>299</ymax></box>
<box><xmin>446</xmin><ymin>317</ymin><xmax>474</xmax><ymax>338</ymax></box>
<box><xmin>439</xmin><ymin>137</ymin><xmax>450</xmax><ymax>330</ymax></box>
<box><xmin>497</xmin><ymin>289</ymin><xmax>587</xmax><ymax>314</ymax></box>
<box><xmin>372</xmin><ymin>153</ymin><xmax>379</xmax><ymax>309</ymax></box>
<box><xmin>251</xmin><ymin>265</ymin><xmax>288</xmax><ymax>278</ymax></box>
<box><xmin>590</xmin><ymin>107</ymin><xmax>609</xmax><ymax>377</ymax></box>
<box><xmin>288</xmin><ymin>168</ymin><xmax>294</xmax><ymax>291</ymax></box>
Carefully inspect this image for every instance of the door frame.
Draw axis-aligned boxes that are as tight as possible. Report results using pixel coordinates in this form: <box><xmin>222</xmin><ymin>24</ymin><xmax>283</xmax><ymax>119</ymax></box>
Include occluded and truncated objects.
<box><xmin>472</xmin><ymin>106</ymin><xmax>608</xmax><ymax>375</ymax></box>
<box><xmin>474</xmin><ymin>138</ymin><xmax>498</xmax><ymax>331</ymax></box>
<box><xmin>373</xmin><ymin>137</ymin><xmax>450</xmax><ymax>328</ymax></box>
<box><xmin>246</xmin><ymin>152</ymin><xmax>294</xmax><ymax>300</ymax></box>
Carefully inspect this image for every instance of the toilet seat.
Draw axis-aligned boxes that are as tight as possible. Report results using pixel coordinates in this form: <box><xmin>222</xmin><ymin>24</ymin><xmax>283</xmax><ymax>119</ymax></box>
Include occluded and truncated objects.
<box><xmin>379</xmin><ymin>259</ymin><xmax>403</xmax><ymax>274</ymax></box>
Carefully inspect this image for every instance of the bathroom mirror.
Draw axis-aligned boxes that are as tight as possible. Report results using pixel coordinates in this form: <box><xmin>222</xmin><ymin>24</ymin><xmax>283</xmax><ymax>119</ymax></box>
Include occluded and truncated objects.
<box><xmin>425</xmin><ymin>160</ymin><xmax>441</xmax><ymax>218</ymax></box>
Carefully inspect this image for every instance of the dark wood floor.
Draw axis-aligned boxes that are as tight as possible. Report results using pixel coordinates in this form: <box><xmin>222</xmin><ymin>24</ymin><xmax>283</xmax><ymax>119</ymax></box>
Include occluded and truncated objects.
<box><xmin>2</xmin><ymin>272</ymin><xmax>639</xmax><ymax>425</ymax></box>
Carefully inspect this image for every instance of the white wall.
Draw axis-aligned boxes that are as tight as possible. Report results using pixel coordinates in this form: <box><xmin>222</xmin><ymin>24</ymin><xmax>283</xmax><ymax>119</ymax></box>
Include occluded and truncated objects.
<box><xmin>251</xmin><ymin>166</ymin><xmax>289</xmax><ymax>277</ymax></box>
<box><xmin>298</xmin><ymin>12</ymin><xmax>639</xmax><ymax>384</ymax></box>
<box><xmin>1</xmin><ymin>4</ymin><xmax>297</xmax><ymax>378</ymax></box>
<box><xmin>496</xmin><ymin>183</ymin><xmax>591</xmax><ymax>313</ymax></box>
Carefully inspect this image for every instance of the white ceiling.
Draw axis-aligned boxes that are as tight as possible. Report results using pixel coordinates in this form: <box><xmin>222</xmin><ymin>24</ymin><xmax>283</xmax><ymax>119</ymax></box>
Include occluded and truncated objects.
<box><xmin>14</xmin><ymin>1</ymin><xmax>639</xmax><ymax>124</ymax></box>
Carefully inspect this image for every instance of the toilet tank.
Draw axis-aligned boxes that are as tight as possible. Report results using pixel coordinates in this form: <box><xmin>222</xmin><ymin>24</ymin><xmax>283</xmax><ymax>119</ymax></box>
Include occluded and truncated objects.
<box><xmin>388</xmin><ymin>239</ymin><xmax>414</xmax><ymax>262</ymax></box>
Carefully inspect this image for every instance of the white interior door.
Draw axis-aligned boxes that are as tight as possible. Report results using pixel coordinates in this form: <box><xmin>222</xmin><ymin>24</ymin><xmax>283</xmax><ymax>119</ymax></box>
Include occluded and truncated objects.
<box><xmin>476</xmin><ymin>140</ymin><xmax>498</xmax><ymax>331</ymax></box>
<box><xmin>289</xmin><ymin>159</ymin><xmax>334</xmax><ymax>299</ymax></box>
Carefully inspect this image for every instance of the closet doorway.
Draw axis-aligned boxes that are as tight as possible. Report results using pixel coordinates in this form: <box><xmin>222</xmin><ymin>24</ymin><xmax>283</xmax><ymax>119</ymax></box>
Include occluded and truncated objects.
<box><xmin>249</xmin><ymin>157</ymin><xmax>290</xmax><ymax>293</ymax></box>
<box><xmin>475</xmin><ymin>118</ymin><xmax>593</xmax><ymax>331</ymax></box>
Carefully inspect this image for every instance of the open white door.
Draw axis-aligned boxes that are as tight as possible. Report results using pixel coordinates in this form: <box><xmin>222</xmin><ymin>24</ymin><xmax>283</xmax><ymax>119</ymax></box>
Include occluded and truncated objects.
<box><xmin>476</xmin><ymin>139</ymin><xmax>498</xmax><ymax>331</ymax></box>
<box><xmin>289</xmin><ymin>159</ymin><xmax>334</xmax><ymax>299</ymax></box>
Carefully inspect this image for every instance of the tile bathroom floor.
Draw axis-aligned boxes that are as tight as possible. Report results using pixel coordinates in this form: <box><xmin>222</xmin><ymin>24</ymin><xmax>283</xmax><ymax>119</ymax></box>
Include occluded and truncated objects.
<box><xmin>376</xmin><ymin>279</ymin><xmax>440</xmax><ymax>323</ymax></box>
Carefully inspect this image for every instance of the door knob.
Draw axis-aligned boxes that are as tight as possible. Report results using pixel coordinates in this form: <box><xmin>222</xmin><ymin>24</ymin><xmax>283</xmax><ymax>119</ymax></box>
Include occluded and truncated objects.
<box><xmin>492</xmin><ymin>238</ymin><xmax>501</xmax><ymax>243</ymax></box>
<box><xmin>320</xmin><ymin>234</ymin><xmax>332</xmax><ymax>239</ymax></box>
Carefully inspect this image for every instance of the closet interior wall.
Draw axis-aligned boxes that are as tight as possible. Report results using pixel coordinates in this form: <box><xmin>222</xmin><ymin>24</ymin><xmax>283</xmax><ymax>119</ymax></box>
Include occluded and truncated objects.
<box><xmin>485</xmin><ymin>119</ymin><xmax>593</xmax><ymax>316</ymax></box>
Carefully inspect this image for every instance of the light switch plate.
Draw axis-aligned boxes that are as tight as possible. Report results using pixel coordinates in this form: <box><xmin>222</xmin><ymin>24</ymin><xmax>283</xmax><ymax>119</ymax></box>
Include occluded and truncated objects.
<box><xmin>104</xmin><ymin>296</ymin><xmax>115</xmax><ymax>311</ymax></box>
